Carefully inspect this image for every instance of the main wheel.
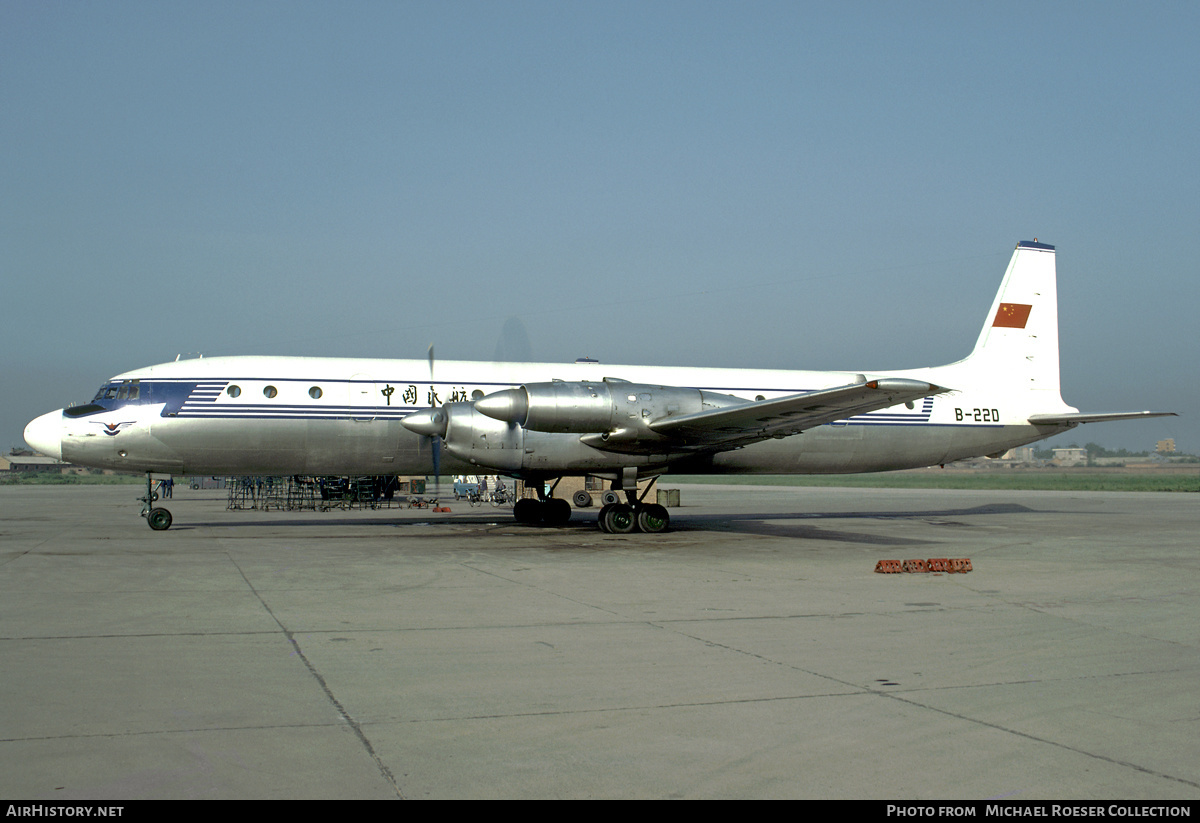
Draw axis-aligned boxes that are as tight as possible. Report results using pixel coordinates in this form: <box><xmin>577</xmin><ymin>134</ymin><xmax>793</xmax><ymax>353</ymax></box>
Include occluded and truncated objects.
<box><xmin>513</xmin><ymin>498</ymin><xmax>543</xmax><ymax>524</ymax></box>
<box><xmin>543</xmin><ymin>498</ymin><xmax>572</xmax><ymax>525</ymax></box>
<box><xmin>147</xmin><ymin>508</ymin><xmax>173</xmax><ymax>531</ymax></box>
<box><xmin>636</xmin><ymin>504</ymin><xmax>670</xmax><ymax>534</ymax></box>
<box><xmin>602</xmin><ymin>504</ymin><xmax>637</xmax><ymax>534</ymax></box>
<box><xmin>597</xmin><ymin>503</ymin><xmax>614</xmax><ymax>532</ymax></box>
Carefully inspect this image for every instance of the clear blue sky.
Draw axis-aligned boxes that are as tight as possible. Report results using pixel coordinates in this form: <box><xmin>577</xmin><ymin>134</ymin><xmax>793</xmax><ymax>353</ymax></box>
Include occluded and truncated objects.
<box><xmin>3</xmin><ymin>1</ymin><xmax>1196</xmax><ymax>453</ymax></box>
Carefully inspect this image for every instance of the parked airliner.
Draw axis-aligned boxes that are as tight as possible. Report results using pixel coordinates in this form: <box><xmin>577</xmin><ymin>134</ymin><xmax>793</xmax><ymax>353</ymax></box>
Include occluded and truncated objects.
<box><xmin>24</xmin><ymin>241</ymin><xmax>1172</xmax><ymax>533</ymax></box>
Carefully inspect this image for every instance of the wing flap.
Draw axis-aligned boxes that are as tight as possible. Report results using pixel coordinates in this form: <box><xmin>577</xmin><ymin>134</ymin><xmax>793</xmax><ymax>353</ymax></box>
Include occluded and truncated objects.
<box><xmin>648</xmin><ymin>378</ymin><xmax>946</xmax><ymax>448</ymax></box>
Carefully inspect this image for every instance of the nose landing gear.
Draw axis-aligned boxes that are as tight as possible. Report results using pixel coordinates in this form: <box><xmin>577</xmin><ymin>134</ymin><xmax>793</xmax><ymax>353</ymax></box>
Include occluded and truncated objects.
<box><xmin>140</xmin><ymin>473</ymin><xmax>173</xmax><ymax>531</ymax></box>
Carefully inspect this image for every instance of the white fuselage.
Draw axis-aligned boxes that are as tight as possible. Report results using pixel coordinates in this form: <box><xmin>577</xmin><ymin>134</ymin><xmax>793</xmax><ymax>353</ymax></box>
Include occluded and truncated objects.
<box><xmin>31</xmin><ymin>353</ymin><xmax>1065</xmax><ymax>478</ymax></box>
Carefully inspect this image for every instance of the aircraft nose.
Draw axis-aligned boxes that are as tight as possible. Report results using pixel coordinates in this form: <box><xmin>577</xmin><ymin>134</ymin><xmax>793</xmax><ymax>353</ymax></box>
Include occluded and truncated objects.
<box><xmin>24</xmin><ymin>410</ymin><xmax>64</xmax><ymax>461</ymax></box>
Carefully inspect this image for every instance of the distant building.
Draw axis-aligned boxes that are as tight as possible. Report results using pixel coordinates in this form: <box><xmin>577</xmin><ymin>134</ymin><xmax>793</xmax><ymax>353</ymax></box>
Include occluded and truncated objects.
<box><xmin>1051</xmin><ymin>447</ymin><xmax>1087</xmax><ymax>467</ymax></box>
<box><xmin>1157</xmin><ymin>439</ymin><xmax>1176</xmax><ymax>454</ymax></box>
<box><xmin>0</xmin><ymin>454</ymin><xmax>69</xmax><ymax>473</ymax></box>
<box><xmin>1001</xmin><ymin>447</ymin><xmax>1035</xmax><ymax>463</ymax></box>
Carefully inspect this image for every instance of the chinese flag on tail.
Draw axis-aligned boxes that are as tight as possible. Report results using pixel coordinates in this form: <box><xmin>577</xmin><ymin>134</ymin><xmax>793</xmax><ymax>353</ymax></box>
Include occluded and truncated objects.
<box><xmin>993</xmin><ymin>303</ymin><xmax>1032</xmax><ymax>329</ymax></box>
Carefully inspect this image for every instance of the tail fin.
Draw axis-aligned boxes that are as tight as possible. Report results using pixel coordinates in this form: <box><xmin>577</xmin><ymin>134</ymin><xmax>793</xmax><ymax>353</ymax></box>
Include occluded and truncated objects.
<box><xmin>955</xmin><ymin>240</ymin><xmax>1068</xmax><ymax>407</ymax></box>
<box><xmin>939</xmin><ymin>240</ymin><xmax>1176</xmax><ymax>428</ymax></box>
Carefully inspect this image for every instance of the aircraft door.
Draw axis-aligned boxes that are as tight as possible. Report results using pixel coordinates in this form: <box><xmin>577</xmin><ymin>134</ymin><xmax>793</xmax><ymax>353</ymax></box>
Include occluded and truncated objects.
<box><xmin>350</xmin><ymin>374</ymin><xmax>378</xmax><ymax>422</ymax></box>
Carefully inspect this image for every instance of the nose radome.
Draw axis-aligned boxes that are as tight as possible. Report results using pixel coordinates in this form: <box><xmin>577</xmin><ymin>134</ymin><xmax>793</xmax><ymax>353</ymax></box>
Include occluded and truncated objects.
<box><xmin>24</xmin><ymin>410</ymin><xmax>64</xmax><ymax>461</ymax></box>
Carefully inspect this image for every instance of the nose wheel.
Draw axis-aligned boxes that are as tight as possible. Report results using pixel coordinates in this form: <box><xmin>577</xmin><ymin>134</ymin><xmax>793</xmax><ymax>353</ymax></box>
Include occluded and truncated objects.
<box><xmin>140</xmin><ymin>473</ymin><xmax>173</xmax><ymax>531</ymax></box>
<box><xmin>146</xmin><ymin>507</ymin><xmax>173</xmax><ymax>531</ymax></box>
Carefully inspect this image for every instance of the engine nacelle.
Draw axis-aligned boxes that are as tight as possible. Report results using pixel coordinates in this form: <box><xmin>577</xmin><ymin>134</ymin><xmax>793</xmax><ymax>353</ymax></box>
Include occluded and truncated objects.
<box><xmin>474</xmin><ymin>380</ymin><xmax>744</xmax><ymax>436</ymax></box>
<box><xmin>410</xmin><ymin>381</ymin><xmax>753</xmax><ymax>473</ymax></box>
<box><xmin>439</xmin><ymin>402</ymin><xmax>526</xmax><ymax>472</ymax></box>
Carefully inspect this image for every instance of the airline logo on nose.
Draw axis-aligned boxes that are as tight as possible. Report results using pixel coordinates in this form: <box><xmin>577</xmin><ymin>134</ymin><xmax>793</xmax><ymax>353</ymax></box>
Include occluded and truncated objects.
<box><xmin>95</xmin><ymin>421</ymin><xmax>134</xmax><ymax>436</ymax></box>
<box><xmin>993</xmin><ymin>303</ymin><xmax>1032</xmax><ymax>329</ymax></box>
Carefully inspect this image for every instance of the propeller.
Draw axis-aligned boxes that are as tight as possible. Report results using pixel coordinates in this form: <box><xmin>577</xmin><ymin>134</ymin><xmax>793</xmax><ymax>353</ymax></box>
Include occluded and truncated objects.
<box><xmin>398</xmin><ymin>345</ymin><xmax>446</xmax><ymax>497</ymax></box>
<box><xmin>427</xmin><ymin>344</ymin><xmax>441</xmax><ymax>496</ymax></box>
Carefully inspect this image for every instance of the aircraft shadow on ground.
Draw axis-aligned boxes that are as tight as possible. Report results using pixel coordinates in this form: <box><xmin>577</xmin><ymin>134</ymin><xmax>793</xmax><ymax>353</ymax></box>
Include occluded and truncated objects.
<box><xmin>666</xmin><ymin>502</ymin><xmax>1044</xmax><ymax>545</ymax></box>
<box><xmin>173</xmin><ymin>502</ymin><xmax>1050</xmax><ymax>547</ymax></box>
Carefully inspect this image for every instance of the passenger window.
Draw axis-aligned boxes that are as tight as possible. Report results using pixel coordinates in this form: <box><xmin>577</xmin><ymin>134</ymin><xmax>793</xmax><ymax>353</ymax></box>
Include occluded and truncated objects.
<box><xmin>309</xmin><ymin>386</ymin><xmax>323</xmax><ymax>399</ymax></box>
<box><xmin>264</xmin><ymin>386</ymin><xmax>278</xmax><ymax>399</ymax></box>
<box><xmin>227</xmin><ymin>385</ymin><xmax>241</xmax><ymax>398</ymax></box>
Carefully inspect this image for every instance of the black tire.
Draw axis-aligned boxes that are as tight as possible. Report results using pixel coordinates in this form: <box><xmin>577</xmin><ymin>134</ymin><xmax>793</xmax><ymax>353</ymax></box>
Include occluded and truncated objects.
<box><xmin>601</xmin><ymin>490</ymin><xmax>620</xmax><ymax>506</ymax></box>
<box><xmin>513</xmin><ymin>498</ymin><xmax>543</xmax><ymax>524</ymax></box>
<box><xmin>602</xmin><ymin>504</ymin><xmax>637</xmax><ymax>534</ymax></box>
<box><xmin>147</xmin><ymin>508</ymin><xmax>172</xmax><ymax>531</ymax></box>
<box><xmin>636</xmin><ymin>504</ymin><xmax>670</xmax><ymax>533</ymax></box>
<box><xmin>572</xmin><ymin>490</ymin><xmax>593</xmax><ymax>508</ymax></box>
<box><xmin>544</xmin><ymin>498</ymin><xmax>572</xmax><ymax>525</ymax></box>
<box><xmin>597</xmin><ymin>503</ymin><xmax>614</xmax><ymax>532</ymax></box>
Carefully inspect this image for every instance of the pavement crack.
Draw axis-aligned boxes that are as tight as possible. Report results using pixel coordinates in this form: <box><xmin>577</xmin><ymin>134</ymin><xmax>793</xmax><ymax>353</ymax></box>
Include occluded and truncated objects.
<box><xmin>228</xmin><ymin>554</ymin><xmax>405</xmax><ymax>799</ymax></box>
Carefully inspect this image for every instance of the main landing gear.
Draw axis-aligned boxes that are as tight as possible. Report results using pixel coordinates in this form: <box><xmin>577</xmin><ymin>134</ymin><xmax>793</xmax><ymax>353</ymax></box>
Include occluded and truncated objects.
<box><xmin>140</xmin><ymin>473</ymin><xmax>173</xmax><ymax>531</ymax></box>
<box><xmin>507</xmin><ymin>474</ymin><xmax>668</xmax><ymax>533</ymax></box>
<box><xmin>511</xmin><ymin>494</ymin><xmax>669</xmax><ymax>533</ymax></box>
<box><xmin>512</xmin><ymin>477</ymin><xmax>574</xmax><ymax>525</ymax></box>
<box><xmin>597</xmin><ymin>469</ymin><xmax>670</xmax><ymax>533</ymax></box>
<box><xmin>597</xmin><ymin>501</ymin><xmax>670</xmax><ymax>534</ymax></box>
<box><xmin>513</xmin><ymin>497</ymin><xmax>572</xmax><ymax>525</ymax></box>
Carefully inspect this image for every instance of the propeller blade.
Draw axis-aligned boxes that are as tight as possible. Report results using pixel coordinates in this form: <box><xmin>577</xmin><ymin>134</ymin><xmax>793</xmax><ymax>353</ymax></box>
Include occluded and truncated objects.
<box><xmin>428</xmin><ymin>343</ymin><xmax>440</xmax><ymax>496</ymax></box>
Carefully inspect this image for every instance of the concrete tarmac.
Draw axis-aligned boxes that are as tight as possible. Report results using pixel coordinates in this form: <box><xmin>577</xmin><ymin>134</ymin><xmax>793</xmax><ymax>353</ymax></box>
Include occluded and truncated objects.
<box><xmin>1</xmin><ymin>483</ymin><xmax>1197</xmax><ymax>800</ymax></box>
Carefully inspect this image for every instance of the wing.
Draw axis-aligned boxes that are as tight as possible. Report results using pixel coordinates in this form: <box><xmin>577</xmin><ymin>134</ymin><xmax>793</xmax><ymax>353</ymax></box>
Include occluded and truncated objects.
<box><xmin>647</xmin><ymin>378</ymin><xmax>946</xmax><ymax>450</ymax></box>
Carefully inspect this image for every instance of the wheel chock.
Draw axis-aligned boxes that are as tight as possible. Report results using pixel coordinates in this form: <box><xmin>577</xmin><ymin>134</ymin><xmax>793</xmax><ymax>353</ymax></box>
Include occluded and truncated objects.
<box><xmin>433</xmin><ymin>506</ymin><xmax>452</xmax><ymax>513</ymax></box>
<box><xmin>878</xmin><ymin>558</ymin><xmax>971</xmax><ymax>575</ymax></box>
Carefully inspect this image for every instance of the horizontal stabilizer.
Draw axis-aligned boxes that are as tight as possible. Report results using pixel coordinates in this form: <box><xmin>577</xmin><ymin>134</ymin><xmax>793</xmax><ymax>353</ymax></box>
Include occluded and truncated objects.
<box><xmin>1029</xmin><ymin>411</ymin><xmax>1178</xmax><ymax>426</ymax></box>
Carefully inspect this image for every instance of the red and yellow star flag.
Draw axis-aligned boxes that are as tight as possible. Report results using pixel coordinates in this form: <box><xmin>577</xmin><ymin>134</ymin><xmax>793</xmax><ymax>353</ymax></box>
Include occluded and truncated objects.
<box><xmin>992</xmin><ymin>302</ymin><xmax>1032</xmax><ymax>329</ymax></box>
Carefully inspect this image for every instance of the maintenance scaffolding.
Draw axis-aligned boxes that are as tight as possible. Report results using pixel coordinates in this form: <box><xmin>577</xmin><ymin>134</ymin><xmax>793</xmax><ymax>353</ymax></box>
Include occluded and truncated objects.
<box><xmin>224</xmin><ymin>475</ymin><xmax>412</xmax><ymax>511</ymax></box>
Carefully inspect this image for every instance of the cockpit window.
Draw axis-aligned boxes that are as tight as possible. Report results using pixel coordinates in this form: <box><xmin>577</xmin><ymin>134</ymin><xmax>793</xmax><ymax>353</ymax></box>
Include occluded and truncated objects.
<box><xmin>91</xmin><ymin>379</ymin><xmax>140</xmax><ymax>403</ymax></box>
